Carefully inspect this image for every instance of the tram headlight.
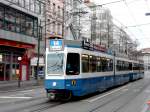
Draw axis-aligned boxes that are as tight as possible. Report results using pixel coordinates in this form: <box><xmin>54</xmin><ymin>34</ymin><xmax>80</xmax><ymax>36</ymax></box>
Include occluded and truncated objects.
<box><xmin>52</xmin><ymin>82</ymin><xmax>57</xmax><ymax>86</ymax></box>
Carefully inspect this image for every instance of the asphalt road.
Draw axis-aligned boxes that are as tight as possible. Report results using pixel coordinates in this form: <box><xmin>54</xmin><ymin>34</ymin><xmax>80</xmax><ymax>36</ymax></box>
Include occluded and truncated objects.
<box><xmin>0</xmin><ymin>78</ymin><xmax>150</xmax><ymax>112</ymax></box>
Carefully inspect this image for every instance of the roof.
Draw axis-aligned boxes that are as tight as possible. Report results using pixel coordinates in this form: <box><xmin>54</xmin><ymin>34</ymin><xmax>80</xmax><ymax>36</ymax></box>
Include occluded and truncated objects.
<box><xmin>140</xmin><ymin>48</ymin><xmax>150</xmax><ymax>54</ymax></box>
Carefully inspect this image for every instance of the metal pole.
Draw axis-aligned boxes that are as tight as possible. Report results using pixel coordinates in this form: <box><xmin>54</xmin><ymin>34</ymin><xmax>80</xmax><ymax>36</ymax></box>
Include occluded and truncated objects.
<box><xmin>62</xmin><ymin>1</ymin><xmax>65</xmax><ymax>38</ymax></box>
<box><xmin>18</xmin><ymin>63</ymin><xmax>21</xmax><ymax>87</ymax></box>
<box><xmin>113</xmin><ymin>46</ymin><xmax>116</xmax><ymax>86</ymax></box>
<box><xmin>44</xmin><ymin>3</ymin><xmax>47</xmax><ymax>81</ymax></box>
<box><xmin>36</xmin><ymin>20</ymin><xmax>41</xmax><ymax>84</ymax></box>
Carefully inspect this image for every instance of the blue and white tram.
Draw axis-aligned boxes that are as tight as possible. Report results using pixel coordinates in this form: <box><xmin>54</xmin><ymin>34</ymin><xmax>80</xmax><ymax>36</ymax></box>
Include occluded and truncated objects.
<box><xmin>45</xmin><ymin>40</ymin><xmax>144</xmax><ymax>100</ymax></box>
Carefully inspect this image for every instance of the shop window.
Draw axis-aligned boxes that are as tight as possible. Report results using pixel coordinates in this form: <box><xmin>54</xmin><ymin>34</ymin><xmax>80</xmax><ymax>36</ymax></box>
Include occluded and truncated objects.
<box><xmin>5</xmin><ymin>54</ymin><xmax>11</xmax><ymax>62</ymax></box>
<box><xmin>13</xmin><ymin>55</ymin><xmax>18</xmax><ymax>63</ymax></box>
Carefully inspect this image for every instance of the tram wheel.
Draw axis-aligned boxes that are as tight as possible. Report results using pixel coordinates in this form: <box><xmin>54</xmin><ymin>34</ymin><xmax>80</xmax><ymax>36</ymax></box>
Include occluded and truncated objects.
<box><xmin>61</xmin><ymin>91</ymin><xmax>72</xmax><ymax>101</ymax></box>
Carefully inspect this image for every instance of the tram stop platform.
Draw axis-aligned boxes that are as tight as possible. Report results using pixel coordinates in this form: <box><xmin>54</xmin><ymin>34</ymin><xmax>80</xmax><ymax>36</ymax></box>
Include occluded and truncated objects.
<box><xmin>0</xmin><ymin>79</ymin><xmax>44</xmax><ymax>92</ymax></box>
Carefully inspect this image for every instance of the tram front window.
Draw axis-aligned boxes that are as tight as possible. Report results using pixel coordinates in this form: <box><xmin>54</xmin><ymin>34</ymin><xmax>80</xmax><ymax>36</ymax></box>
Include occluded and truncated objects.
<box><xmin>47</xmin><ymin>53</ymin><xmax>64</xmax><ymax>75</ymax></box>
<box><xmin>66</xmin><ymin>53</ymin><xmax>80</xmax><ymax>75</ymax></box>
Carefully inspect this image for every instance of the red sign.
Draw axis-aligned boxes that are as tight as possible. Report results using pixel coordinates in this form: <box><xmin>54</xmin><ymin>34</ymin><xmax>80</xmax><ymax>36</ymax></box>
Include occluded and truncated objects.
<box><xmin>0</xmin><ymin>39</ymin><xmax>35</xmax><ymax>49</ymax></box>
<box><xmin>93</xmin><ymin>44</ymin><xmax>107</xmax><ymax>52</ymax></box>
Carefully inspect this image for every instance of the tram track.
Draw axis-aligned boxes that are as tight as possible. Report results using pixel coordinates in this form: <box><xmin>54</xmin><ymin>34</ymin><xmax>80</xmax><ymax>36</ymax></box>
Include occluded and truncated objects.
<box><xmin>29</xmin><ymin>102</ymin><xmax>64</xmax><ymax>112</ymax></box>
<box><xmin>88</xmin><ymin>79</ymin><xmax>149</xmax><ymax>112</ymax></box>
<box><xmin>4</xmin><ymin>99</ymin><xmax>63</xmax><ymax>112</ymax></box>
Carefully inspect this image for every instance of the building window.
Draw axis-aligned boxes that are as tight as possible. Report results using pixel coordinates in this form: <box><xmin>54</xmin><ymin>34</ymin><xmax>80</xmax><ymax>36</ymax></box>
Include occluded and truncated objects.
<box><xmin>57</xmin><ymin>23</ymin><xmax>60</xmax><ymax>34</ymax></box>
<box><xmin>16</xmin><ymin>12</ymin><xmax>21</xmax><ymax>32</ymax></box>
<box><xmin>0</xmin><ymin>6</ymin><xmax>4</xmax><ymax>28</ymax></box>
<box><xmin>58</xmin><ymin>6</ymin><xmax>60</xmax><ymax>17</ymax></box>
<box><xmin>53</xmin><ymin>3</ymin><xmax>56</xmax><ymax>14</ymax></box>
<box><xmin>35</xmin><ymin>0</ymin><xmax>40</xmax><ymax>14</ymax></box>
<box><xmin>30</xmin><ymin>0</ymin><xmax>35</xmax><ymax>12</ymax></box>
<box><xmin>0</xmin><ymin>4</ymin><xmax>38</xmax><ymax>37</ymax></box>
<box><xmin>20</xmin><ymin>14</ymin><xmax>26</xmax><ymax>34</ymax></box>
<box><xmin>25</xmin><ymin>0</ymin><xmax>30</xmax><ymax>10</ymax></box>
<box><xmin>33</xmin><ymin>19</ymin><xmax>38</xmax><ymax>37</ymax></box>
<box><xmin>18</xmin><ymin>0</ymin><xmax>25</xmax><ymax>7</ymax></box>
<box><xmin>48</xmin><ymin>0</ymin><xmax>50</xmax><ymax>5</ymax></box>
<box><xmin>5</xmin><ymin>8</ymin><xmax>16</xmax><ymax>32</ymax></box>
<box><xmin>53</xmin><ymin>22</ymin><xmax>55</xmax><ymax>33</ymax></box>
<box><xmin>26</xmin><ymin>16</ymin><xmax>34</xmax><ymax>36</ymax></box>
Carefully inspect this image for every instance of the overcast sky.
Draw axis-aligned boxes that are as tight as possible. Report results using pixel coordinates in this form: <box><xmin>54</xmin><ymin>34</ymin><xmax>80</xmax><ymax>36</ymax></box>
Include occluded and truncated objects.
<box><xmin>93</xmin><ymin>0</ymin><xmax>150</xmax><ymax>50</ymax></box>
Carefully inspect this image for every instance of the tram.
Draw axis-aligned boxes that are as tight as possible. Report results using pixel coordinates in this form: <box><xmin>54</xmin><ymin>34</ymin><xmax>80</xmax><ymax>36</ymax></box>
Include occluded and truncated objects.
<box><xmin>45</xmin><ymin>39</ymin><xmax>144</xmax><ymax>100</ymax></box>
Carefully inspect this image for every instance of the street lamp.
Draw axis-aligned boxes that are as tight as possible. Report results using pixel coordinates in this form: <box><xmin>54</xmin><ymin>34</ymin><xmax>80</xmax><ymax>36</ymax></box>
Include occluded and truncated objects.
<box><xmin>17</xmin><ymin>56</ymin><xmax>22</xmax><ymax>87</ymax></box>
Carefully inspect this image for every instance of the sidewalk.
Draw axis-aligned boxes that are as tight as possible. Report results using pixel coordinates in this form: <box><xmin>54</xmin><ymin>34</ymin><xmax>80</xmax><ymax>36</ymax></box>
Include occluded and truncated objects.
<box><xmin>0</xmin><ymin>79</ymin><xmax>44</xmax><ymax>92</ymax></box>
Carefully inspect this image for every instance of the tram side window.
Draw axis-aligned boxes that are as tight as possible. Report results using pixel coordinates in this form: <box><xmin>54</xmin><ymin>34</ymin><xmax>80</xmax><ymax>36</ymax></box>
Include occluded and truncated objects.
<box><xmin>141</xmin><ymin>64</ymin><xmax>144</xmax><ymax>70</ymax></box>
<box><xmin>82</xmin><ymin>54</ymin><xmax>89</xmax><ymax>73</ymax></box>
<box><xmin>96</xmin><ymin>57</ymin><xmax>102</xmax><ymax>72</ymax></box>
<box><xmin>101</xmin><ymin>58</ymin><xmax>107</xmax><ymax>72</ymax></box>
<box><xmin>66</xmin><ymin>53</ymin><xmax>80</xmax><ymax>75</ymax></box>
<box><xmin>129</xmin><ymin>62</ymin><xmax>132</xmax><ymax>70</ymax></box>
<box><xmin>117</xmin><ymin>60</ymin><xmax>122</xmax><ymax>71</ymax></box>
<box><xmin>133</xmin><ymin>63</ymin><xmax>139</xmax><ymax>70</ymax></box>
<box><xmin>107</xmin><ymin>59</ymin><xmax>113</xmax><ymax>71</ymax></box>
<box><xmin>122</xmin><ymin>61</ymin><xmax>127</xmax><ymax>70</ymax></box>
<box><xmin>89</xmin><ymin>55</ymin><xmax>96</xmax><ymax>72</ymax></box>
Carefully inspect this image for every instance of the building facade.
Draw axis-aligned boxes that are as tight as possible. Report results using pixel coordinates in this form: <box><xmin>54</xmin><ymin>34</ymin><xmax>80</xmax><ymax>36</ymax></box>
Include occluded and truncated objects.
<box><xmin>140</xmin><ymin>48</ymin><xmax>150</xmax><ymax>77</ymax></box>
<box><xmin>0</xmin><ymin>0</ymin><xmax>45</xmax><ymax>81</ymax></box>
<box><xmin>45</xmin><ymin>0</ymin><xmax>64</xmax><ymax>38</ymax></box>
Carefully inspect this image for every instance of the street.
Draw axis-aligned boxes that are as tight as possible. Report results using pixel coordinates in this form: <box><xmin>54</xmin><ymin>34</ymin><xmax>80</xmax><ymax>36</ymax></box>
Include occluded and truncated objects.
<box><xmin>0</xmin><ymin>77</ymin><xmax>150</xmax><ymax>112</ymax></box>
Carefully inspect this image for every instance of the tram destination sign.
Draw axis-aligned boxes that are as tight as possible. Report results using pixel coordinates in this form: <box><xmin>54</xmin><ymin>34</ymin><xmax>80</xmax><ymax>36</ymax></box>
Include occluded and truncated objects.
<box><xmin>49</xmin><ymin>39</ymin><xmax>64</xmax><ymax>51</ymax></box>
<box><xmin>82</xmin><ymin>40</ymin><xmax>107</xmax><ymax>52</ymax></box>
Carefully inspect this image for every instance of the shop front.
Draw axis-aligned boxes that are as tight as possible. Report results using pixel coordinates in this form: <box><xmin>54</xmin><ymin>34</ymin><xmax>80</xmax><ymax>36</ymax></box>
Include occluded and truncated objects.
<box><xmin>0</xmin><ymin>39</ymin><xmax>35</xmax><ymax>81</ymax></box>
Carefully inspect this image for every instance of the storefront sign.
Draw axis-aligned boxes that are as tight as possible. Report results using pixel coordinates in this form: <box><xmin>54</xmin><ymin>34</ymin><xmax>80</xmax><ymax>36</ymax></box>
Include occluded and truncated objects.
<box><xmin>38</xmin><ymin>71</ymin><xmax>44</xmax><ymax>77</ymax></box>
<box><xmin>30</xmin><ymin>57</ymin><xmax>44</xmax><ymax>66</ymax></box>
<box><xmin>82</xmin><ymin>40</ymin><xmax>107</xmax><ymax>52</ymax></box>
<box><xmin>0</xmin><ymin>39</ymin><xmax>35</xmax><ymax>49</ymax></box>
<box><xmin>49</xmin><ymin>39</ymin><xmax>64</xmax><ymax>51</ymax></box>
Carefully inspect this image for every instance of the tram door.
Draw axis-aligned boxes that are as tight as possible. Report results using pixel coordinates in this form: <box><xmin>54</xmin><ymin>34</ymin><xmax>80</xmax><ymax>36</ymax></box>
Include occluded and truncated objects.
<box><xmin>0</xmin><ymin>63</ymin><xmax>4</xmax><ymax>81</ymax></box>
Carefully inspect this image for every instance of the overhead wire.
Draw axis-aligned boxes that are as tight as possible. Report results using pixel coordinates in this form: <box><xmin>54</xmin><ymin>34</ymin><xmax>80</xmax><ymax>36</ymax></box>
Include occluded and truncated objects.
<box><xmin>144</xmin><ymin>0</ymin><xmax>150</xmax><ymax>11</ymax></box>
<box><xmin>123</xmin><ymin>0</ymin><xmax>147</xmax><ymax>43</ymax></box>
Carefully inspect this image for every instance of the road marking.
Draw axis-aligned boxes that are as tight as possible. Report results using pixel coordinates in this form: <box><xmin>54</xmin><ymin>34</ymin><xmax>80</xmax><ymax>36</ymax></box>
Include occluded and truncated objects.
<box><xmin>19</xmin><ymin>90</ymin><xmax>33</xmax><ymax>93</ymax></box>
<box><xmin>0</xmin><ymin>96</ymin><xmax>32</xmax><ymax>99</ymax></box>
<box><xmin>84</xmin><ymin>85</ymin><xmax>129</xmax><ymax>103</ymax></box>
